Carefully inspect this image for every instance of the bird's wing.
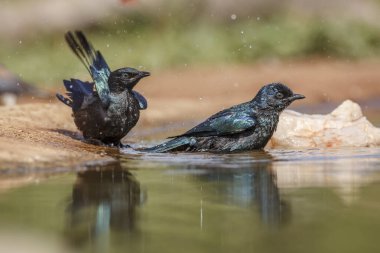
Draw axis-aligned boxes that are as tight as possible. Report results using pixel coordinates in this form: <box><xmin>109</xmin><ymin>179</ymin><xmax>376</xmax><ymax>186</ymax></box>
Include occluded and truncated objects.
<box><xmin>132</xmin><ymin>91</ymin><xmax>148</xmax><ymax>110</ymax></box>
<box><xmin>173</xmin><ymin>110</ymin><xmax>256</xmax><ymax>138</ymax></box>
<box><xmin>65</xmin><ymin>31</ymin><xmax>111</xmax><ymax>107</ymax></box>
<box><xmin>56</xmin><ymin>79</ymin><xmax>95</xmax><ymax>111</ymax></box>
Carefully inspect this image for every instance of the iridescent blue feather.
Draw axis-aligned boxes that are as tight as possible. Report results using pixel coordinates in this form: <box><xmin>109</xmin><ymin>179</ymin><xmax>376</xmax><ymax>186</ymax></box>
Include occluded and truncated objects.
<box><xmin>56</xmin><ymin>79</ymin><xmax>94</xmax><ymax>112</ymax></box>
<box><xmin>64</xmin><ymin>31</ymin><xmax>111</xmax><ymax>107</ymax></box>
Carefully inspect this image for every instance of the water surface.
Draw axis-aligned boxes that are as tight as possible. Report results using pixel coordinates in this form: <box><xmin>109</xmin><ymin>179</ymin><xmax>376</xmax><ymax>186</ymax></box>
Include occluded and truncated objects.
<box><xmin>0</xmin><ymin>148</ymin><xmax>380</xmax><ymax>253</ymax></box>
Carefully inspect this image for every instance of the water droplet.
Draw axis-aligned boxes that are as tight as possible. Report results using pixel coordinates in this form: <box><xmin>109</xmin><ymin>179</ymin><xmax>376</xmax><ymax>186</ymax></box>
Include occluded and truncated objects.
<box><xmin>240</xmin><ymin>30</ymin><xmax>244</xmax><ymax>34</ymax></box>
<box><xmin>231</xmin><ymin>14</ymin><xmax>237</xmax><ymax>20</ymax></box>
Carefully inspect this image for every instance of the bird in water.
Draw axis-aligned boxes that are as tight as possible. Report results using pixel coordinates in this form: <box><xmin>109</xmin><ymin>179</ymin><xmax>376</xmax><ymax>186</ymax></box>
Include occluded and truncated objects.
<box><xmin>144</xmin><ymin>83</ymin><xmax>304</xmax><ymax>153</ymax></box>
<box><xmin>56</xmin><ymin>31</ymin><xmax>150</xmax><ymax>147</ymax></box>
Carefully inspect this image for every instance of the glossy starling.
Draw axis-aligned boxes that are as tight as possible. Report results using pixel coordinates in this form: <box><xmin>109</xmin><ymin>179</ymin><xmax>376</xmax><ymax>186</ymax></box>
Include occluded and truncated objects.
<box><xmin>56</xmin><ymin>31</ymin><xmax>150</xmax><ymax>147</ymax></box>
<box><xmin>144</xmin><ymin>83</ymin><xmax>304</xmax><ymax>152</ymax></box>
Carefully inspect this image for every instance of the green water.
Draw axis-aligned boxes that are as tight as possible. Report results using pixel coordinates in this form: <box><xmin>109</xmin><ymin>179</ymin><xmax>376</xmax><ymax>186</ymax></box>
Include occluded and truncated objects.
<box><xmin>0</xmin><ymin>148</ymin><xmax>380</xmax><ymax>253</ymax></box>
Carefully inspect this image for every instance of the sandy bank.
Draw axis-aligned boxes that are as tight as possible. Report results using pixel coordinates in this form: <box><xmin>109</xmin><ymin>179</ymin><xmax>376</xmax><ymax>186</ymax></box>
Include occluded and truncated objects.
<box><xmin>0</xmin><ymin>103</ymin><xmax>117</xmax><ymax>171</ymax></box>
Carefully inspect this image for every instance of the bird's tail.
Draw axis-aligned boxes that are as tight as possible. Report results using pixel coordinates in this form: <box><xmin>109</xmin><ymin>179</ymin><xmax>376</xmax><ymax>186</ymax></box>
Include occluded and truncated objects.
<box><xmin>56</xmin><ymin>79</ymin><xmax>94</xmax><ymax>111</ymax></box>
<box><xmin>65</xmin><ymin>31</ymin><xmax>111</xmax><ymax>106</ymax></box>
<box><xmin>142</xmin><ymin>137</ymin><xmax>190</xmax><ymax>153</ymax></box>
<box><xmin>64</xmin><ymin>31</ymin><xmax>110</xmax><ymax>76</ymax></box>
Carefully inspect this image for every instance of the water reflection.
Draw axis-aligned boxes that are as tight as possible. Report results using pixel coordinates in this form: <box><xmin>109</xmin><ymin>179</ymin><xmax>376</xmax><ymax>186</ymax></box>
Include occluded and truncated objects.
<box><xmin>1</xmin><ymin>149</ymin><xmax>380</xmax><ymax>253</ymax></box>
<box><xmin>191</xmin><ymin>152</ymin><xmax>290</xmax><ymax>227</ymax></box>
<box><xmin>65</xmin><ymin>163</ymin><xmax>144</xmax><ymax>248</ymax></box>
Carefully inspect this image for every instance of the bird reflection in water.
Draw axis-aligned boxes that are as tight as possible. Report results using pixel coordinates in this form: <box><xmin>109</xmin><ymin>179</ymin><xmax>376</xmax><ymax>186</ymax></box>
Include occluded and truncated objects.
<box><xmin>194</xmin><ymin>151</ymin><xmax>290</xmax><ymax>227</ymax></box>
<box><xmin>65</xmin><ymin>162</ymin><xmax>144</xmax><ymax>248</ymax></box>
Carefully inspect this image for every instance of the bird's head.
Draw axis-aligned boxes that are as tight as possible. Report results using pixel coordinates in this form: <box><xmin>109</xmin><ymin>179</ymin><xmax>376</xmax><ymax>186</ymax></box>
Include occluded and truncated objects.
<box><xmin>108</xmin><ymin>67</ymin><xmax>150</xmax><ymax>92</ymax></box>
<box><xmin>253</xmin><ymin>83</ymin><xmax>305</xmax><ymax>111</ymax></box>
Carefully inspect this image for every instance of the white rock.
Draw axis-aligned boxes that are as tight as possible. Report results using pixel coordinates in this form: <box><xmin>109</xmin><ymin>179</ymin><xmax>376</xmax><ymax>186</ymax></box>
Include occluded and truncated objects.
<box><xmin>267</xmin><ymin>100</ymin><xmax>380</xmax><ymax>148</ymax></box>
<box><xmin>0</xmin><ymin>93</ymin><xmax>17</xmax><ymax>106</ymax></box>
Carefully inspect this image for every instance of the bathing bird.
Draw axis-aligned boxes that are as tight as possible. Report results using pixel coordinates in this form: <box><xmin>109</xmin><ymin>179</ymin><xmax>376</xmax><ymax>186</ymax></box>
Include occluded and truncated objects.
<box><xmin>56</xmin><ymin>31</ymin><xmax>150</xmax><ymax>147</ymax></box>
<box><xmin>144</xmin><ymin>83</ymin><xmax>304</xmax><ymax>152</ymax></box>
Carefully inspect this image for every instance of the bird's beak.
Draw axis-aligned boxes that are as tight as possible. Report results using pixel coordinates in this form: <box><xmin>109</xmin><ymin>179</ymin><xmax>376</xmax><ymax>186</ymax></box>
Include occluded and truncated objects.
<box><xmin>139</xmin><ymin>71</ymin><xmax>150</xmax><ymax>78</ymax></box>
<box><xmin>289</xmin><ymin>93</ymin><xmax>305</xmax><ymax>101</ymax></box>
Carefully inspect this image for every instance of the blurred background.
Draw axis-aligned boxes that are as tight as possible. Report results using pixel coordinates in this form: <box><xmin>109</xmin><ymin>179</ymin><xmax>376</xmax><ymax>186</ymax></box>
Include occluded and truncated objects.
<box><xmin>1</xmin><ymin>0</ymin><xmax>380</xmax><ymax>125</ymax></box>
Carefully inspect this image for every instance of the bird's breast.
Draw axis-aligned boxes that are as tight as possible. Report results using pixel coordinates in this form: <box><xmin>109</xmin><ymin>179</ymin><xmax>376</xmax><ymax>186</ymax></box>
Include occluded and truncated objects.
<box><xmin>107</xmin><ymin>92</ymin><xmax>140</xmax><ymax>123</ymax></box>
<box><xmin>252</xmin><ymin>113</ymin><xmax>280</xmax><ymax>143</ymax></box>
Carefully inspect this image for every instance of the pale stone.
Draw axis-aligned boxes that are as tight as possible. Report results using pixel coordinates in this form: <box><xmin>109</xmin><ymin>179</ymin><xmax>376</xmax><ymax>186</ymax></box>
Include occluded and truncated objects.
<box><xmin>0</xmin><ymin>93</ymin><xmax>17</xmax><ymax>106</ymax></box>
<box><xmin>267</xmin><ymin>100</ymin><xmax>380</xmax><ymax>148</ymax></box>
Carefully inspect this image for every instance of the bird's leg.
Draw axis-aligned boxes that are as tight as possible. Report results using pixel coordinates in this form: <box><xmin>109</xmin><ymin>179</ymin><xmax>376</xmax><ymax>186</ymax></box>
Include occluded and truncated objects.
<box><xmin>119</xmin><ymin>143</ymin><xmax>131</xmax><ymax>149</ymax></box>
<box><xmin>110</xmin><ymin>141</ymin><xmax>131</xmax><ymax>149</ymax></box>
<box><xmin>83</xmin><ymin>138</ymin><xmax>129</xmax><ymax>149</ymax></box>
<box><xmin>84</xmin><ymin>138</ymin><xmax>105</xmax><ymax>146</ymax></box>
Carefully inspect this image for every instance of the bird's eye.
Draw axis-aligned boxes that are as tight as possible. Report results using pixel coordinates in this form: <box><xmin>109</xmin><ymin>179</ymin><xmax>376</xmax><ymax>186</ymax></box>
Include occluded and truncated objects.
<box><xmin>275</xmin><ymin>92</ymin><xmax>284</xmax><ymax>99</ymax></box>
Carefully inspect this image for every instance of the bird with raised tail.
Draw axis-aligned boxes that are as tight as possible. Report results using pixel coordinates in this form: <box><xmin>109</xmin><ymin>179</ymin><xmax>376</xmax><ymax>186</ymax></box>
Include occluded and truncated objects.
<box><xmin>56</xmin><ymin>31</ymin><xmax>150</xmax><ymax>147</ymax></box>
<box><xmin>144</xmin><ymin>83</ymin><xmax>305</xmax><ymax>153</ymax></box>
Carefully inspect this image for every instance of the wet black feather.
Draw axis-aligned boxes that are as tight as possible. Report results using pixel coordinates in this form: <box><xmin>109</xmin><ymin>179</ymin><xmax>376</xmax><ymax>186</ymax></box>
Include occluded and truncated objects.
<box><xmin>144</xmin><ymin>83</ymin><xmax>304</xmax><ymax>153</ymax></box>
<box><xmin>57</xmin><ymin>30</ymin><xmax>150</xmax><ymax>147</ymax></box>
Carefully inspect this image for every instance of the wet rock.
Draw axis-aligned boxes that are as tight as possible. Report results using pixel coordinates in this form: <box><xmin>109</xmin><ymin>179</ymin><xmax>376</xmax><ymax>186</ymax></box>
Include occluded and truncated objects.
<box><xmin>268</xmin><ymin>100</ymin><xmax>380</xmax><ymax>148</ymax></box>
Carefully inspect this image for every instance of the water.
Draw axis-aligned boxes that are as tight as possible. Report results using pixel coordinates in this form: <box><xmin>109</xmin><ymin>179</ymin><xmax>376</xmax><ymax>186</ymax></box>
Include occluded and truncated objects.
<box><xmin>1</xmin><ymin>148</ymin><xmax>380</xmax><ymax>253</ymax></box>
